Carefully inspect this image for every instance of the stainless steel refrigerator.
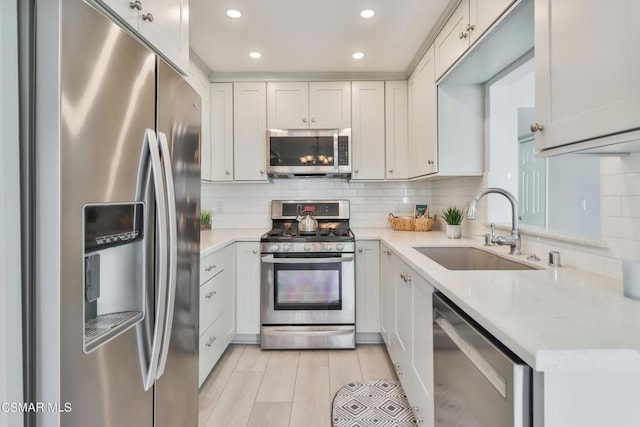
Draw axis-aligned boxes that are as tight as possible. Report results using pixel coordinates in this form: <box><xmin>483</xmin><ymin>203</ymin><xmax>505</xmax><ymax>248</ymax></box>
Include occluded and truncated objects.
<box><xmin>27</xmin><ymin>0</ymin><xmax>200</xmax><ymax>425</ymax></box>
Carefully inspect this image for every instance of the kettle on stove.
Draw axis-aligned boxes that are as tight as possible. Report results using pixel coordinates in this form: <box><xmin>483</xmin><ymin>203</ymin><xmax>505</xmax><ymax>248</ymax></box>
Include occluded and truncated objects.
<box><xmin>296</xmin><ymin>210</ymin><xmax>318</xmax><ymax>233</ymax></box>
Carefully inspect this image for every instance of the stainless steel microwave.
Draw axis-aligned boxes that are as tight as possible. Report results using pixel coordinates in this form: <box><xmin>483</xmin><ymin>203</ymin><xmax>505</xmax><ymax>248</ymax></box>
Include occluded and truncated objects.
<box><xmin>267</xmin><ymin>128</ymin><xmax>352</xmax><ymax>177</ymax></box>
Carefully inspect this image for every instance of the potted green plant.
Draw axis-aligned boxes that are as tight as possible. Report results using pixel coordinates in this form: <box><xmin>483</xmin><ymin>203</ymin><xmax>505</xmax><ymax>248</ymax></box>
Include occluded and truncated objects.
<box><xmin>200</xmin><ymin>209</ymin><xmax>212</xmax><ymax>231</ymax></box>
<box><xmin>441</xmin><ymin>206</ymin><xmax>464</xmax><ymax>239</ymax></box>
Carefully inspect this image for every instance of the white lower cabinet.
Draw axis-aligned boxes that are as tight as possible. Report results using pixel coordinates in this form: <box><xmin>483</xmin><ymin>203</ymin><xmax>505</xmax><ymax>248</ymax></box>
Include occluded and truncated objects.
<box><xmin>198</xmin><ymin>244</ymin><xmax>235</xmax><ymax>387</ymax></box>
<box><xmin>235</xmin><ymin>242</ymin><xmax>261</xmax><ymax>336</ymax></box>
<box><xmin>382</xmin><ymin>248</ymin><xmax>435</xmax><ymax>426</ymax></box>
<box><xmin>355</xmin><ymin>240</ymin><xmax>381</xmax><ymax>335</ymax></box>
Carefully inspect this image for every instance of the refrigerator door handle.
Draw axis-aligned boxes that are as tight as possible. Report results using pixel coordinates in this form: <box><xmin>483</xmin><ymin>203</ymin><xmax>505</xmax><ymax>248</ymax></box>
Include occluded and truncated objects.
<box><xmin>136</xmin><ymin>128</ymin><xmax>169</xmax><ymax>391</ymax></box>
<box><xmin>156</xmin><ymin>131</ymin><xmax>178</xmax><ymax>378</ymax></box>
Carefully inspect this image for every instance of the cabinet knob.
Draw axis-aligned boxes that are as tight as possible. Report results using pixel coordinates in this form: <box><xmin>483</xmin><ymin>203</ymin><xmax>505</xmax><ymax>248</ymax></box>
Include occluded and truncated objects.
<box><xmin>530</xmin><ymin>122</ymin><xmax>544</xmax><ymax>132</ymax></box>
<box><xmin>225</xmin><ymin>170</ymin><xmax>230</xmax><ymax>175</ymax></box>
<box><xmin>252</xmin><ymin>249</ymin><xmax>258</xmax><ymax>254</ymax></box>
<box><xmin>302</xmin><ymin>117</ymin><xmax>307</xmax><ymax>123</ymax></box>
<box><xmin>358</xmin><ymin>248</ymin><xmax>363</xmax><ymax>253</ymax></box>
<box><xmin>354</xmin><ymin>169</ymin><xmax>359</xmax><ymax>173</ymax></box>
<box><xmin>427</xmin><ymin>160</ymin><xmax>434</xmax><ymax>165</ymax></box>
<box><xmin>129</xmin><ymin>0</ymin><xmax>142</xmax><ymax>10</ymax></box>
<box><xmin>388</xmin><ymin>168</ymin><xmax>394</xmax><ymax>173</ymax></box>
<box><xmin>466</xmin><ymin>24</ymin><xmax>475</xmax><ymax>32</ymax></box>
<box><xmin>458</xmin><ymin>31</ymin><xmax>468</xmax><ymax>39</ymax></box>
<box><xmin>259</xmin><ymin>169</ymin><xmax>265</xmax><ymax>174</ymax></box>
<box><xmin>142</xmin><ymin>12</ymin><xmax>154</xmax><ymax>22</ymax></box>
<box><xmin>205</xmin><ymin>264</ymin><xmax>216</xmax><ymax>272</ymax></box>
<box><xmin>311</xmin><ymin>117</ymin><xmax>316</xmax><ymax>123</ymax></box>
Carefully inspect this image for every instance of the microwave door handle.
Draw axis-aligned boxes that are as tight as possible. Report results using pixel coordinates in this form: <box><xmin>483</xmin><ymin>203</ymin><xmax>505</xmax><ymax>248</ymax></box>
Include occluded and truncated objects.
<box><xmin>135</xmin><ymin>128</ymin><xmax>169</xmax><ymax>392</ymax></box>
<box><xmin>333</xmin><ymin>132</ymin><xmax>339</xmax><ymax>169</ymax></box>
<box><xmin>155</xmin><ymin>131</ymin><xmax>177</xmax><ymax>379</ymax></box>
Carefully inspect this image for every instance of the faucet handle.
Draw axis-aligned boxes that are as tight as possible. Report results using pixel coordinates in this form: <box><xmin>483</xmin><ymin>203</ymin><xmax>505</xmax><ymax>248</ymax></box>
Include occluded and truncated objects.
<box><xmin>490</xmin><ymin>223</ymin><xmax>496</xmax><ymax>237</ymax></box>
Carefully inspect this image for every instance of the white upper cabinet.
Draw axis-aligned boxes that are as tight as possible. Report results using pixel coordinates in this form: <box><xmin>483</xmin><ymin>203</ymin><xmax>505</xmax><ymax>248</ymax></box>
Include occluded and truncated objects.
<box><xmin>385</xmin><ymin>81</ymin><xmax>409</xmax><ymax>180</ymax></box>
<box><xmin>534</xmin><ymin>0</ymin><xmax>640</xmax><ymax>153</ymax></box>
<box><xmin>267</xmin><ymin>81</ymin><xmax>351</xmax><ymax>129</ymax></box>
<box><xmin>351</xmin><ymin>81</ymin><xmax>385</xmax><ymax>180</ymax></box>
<box><xmin>309</xmin><ymin>82</ymin><xmax>351</xmax><ymax>129</ymax></box>
<box><xmin>267</xmin><ymin>82</ymin><xmax>309</xmax><ymax>129</ymax></box>
<box><xmin>210</xmin><ymin>83</ymin><xmax>234</xmax><ymax>182</ymax></box>
<box><xmin>233</xmin><ymin>82</ymin><xmax>268</xmax><ymax>181</ymax></box>
<box><xmin>184</xmin><ymin>61</ymin><xmax>211</xmax><ymax>181</ymax></box>
<box><xmin>97</xmin><ymin>0</ymin><xmax>189</xmax><ymax>74</ymax></box>
<box><xmin>408</xmin><ymin>47</ymin><xmax>438</xmax><ymax>178</ymax></box>
<box><xmin>435</xmin><ymin>0</ymin><xmax>515</xmax><ymax>79</ymax></box>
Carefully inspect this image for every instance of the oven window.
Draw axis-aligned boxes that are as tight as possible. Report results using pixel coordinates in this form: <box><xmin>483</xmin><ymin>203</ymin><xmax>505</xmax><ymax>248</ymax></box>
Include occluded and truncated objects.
<box><xmin>274</xmin><ymin>262</ymin><xmax>342</xmax><ymax>310</ymax></box>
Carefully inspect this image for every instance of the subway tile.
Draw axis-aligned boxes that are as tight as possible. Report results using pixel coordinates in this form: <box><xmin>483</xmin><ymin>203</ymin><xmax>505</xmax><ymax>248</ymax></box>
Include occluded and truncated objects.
<box><xmin>602</xmin><ymin>196</ymin><xmax>622</xmax><ymax>217</ymax></box>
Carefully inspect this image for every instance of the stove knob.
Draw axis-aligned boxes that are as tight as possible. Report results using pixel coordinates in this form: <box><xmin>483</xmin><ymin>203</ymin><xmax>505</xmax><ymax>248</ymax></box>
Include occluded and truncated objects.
<box><xmin>282</xmin><ymin>244</ymin><xmax>291</xmax><ymax>252</ymax></box>
<box><xmin>336</xmin><ymin>243</ymin><xmax>345</xmax><ymax>252</ymax></box>
<box><xmin>269</xmin><ymin>244</ymin><xmax>280</xmax><ymax>252</ymax></box>
<box><xmin>303</xmin><ymin>244</ymin><xmax>312</xmax><ymax>252</ymax></box>
<box><xmin>324</xmin><ymin>244</ymin><xmax>333</xmax><ymax>252</ymax></box>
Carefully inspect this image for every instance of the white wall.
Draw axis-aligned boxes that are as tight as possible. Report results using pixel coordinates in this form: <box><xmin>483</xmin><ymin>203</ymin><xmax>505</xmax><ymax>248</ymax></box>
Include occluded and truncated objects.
<box><xmin>1</xmin><ymin>1</ymin><xmax>24</xmax><ymax>426</ymax></box>
<box><xmin>201</xmin><ymin>180</ymin><xmax>432</xmax><ymax>229</ymax></box>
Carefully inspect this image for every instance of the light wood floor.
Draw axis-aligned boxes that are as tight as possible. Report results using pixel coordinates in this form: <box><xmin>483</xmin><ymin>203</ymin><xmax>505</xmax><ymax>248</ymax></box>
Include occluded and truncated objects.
<box><xmin>199</xmin><ymin>344</ymin><xmax>397</xmax><ymax>427</ymax></box>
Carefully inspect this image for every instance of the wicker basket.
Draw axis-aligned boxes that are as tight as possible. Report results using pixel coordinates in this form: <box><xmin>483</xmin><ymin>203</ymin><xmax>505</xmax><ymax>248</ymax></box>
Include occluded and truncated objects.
<box><xmin>388</xmin><ymin>215</ymin><xmax>436</xmax><ymax>232</ymax></box>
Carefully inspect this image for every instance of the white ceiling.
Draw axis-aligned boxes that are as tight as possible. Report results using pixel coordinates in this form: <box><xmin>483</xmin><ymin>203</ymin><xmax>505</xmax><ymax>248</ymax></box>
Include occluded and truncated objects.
<box><xmin>189</xmin><ymin>0</ymin><xmax>453</xmax><ymax>77</ymax></box>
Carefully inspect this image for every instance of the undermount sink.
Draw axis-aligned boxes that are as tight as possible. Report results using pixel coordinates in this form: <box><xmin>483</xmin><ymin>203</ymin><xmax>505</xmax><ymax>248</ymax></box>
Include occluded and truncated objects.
<box><xmin>413</xmin><ymin>246</ymin><xmax>541</xmax><ymax>271</ymax></box>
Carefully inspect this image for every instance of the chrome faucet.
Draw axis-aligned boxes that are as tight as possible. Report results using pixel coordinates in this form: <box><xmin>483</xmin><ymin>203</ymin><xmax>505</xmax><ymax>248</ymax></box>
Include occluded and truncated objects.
<box><xmin>467</xmin><ymin>188</ymin><xmax>521</xmax><ymax>255</ymax></box>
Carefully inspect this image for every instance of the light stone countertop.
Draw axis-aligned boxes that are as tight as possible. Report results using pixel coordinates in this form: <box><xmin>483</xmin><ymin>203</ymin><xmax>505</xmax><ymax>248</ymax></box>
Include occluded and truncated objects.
<box><xmin>200</xmin><ymin>227</ymin><xmax>640</xmax><ymax>372</ymax></box>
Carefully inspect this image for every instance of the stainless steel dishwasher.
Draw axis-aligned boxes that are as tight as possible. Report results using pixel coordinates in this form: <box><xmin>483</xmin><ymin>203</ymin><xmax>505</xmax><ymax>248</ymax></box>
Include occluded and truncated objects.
<box><xmin>433</xmin><ymin>292</ymin><xmax>531</xmax><ymax>427</ymax></box>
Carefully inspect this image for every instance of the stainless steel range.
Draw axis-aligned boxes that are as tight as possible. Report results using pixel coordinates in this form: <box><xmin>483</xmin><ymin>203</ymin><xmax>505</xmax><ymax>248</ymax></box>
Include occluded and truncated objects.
<box><xmin>260</xmin><ymin>200</ymin><xmax>355</xmax><ymax>349</ymax></box>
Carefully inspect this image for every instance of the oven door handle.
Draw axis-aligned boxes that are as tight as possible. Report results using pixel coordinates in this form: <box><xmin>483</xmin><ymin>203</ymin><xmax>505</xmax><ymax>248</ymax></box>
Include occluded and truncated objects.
<box><xmin>260</xmin><ymin>255</ymin><xmax>354</xmax><ymax>264</ymax></box>
<box><xmin>262</xmin><ymin>327</ymin><xmax>354</xmax><ymax>337</ymax></box>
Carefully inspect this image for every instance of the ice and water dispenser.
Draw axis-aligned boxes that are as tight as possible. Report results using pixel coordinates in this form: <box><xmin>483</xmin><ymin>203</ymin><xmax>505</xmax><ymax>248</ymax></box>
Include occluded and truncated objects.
<box><xmin>83</xmin><ymin>203</ymin><xmax>145</xmax><ymax>353</ymax></box>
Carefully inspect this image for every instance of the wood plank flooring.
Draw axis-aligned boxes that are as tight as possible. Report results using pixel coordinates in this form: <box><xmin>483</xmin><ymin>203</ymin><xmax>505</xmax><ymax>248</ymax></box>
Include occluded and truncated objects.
<box><xmin>199</xmin><ymin>344</ymin><xmax>396</xmax><ymax>427</ymax></box>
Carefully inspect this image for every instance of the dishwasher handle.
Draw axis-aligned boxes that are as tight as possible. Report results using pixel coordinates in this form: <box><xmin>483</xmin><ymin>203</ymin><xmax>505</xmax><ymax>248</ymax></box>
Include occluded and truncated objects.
<box><xmin>434</xmin><ymin>313</ymin><xmax>507</xmax><ymax>399</ymax></box>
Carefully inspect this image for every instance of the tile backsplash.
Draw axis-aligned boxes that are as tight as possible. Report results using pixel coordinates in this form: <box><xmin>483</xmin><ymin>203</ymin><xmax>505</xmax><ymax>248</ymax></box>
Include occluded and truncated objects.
<box><xmin>202</xmin><ymin>152</ymin><xmax>640</xmax><ymax>281</ymax></box>
<box><xmin>201</xmin><ymin>180</ymin><xmax>433</xmax><ymax>229</ymax></box>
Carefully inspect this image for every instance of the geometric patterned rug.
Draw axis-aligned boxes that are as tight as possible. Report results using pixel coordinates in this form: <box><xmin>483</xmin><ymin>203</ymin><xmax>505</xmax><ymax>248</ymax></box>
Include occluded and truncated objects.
<box><xmin>331</xmin><ymin>379</ymin><xmax>417</xmax><ymax>426</ymax></box>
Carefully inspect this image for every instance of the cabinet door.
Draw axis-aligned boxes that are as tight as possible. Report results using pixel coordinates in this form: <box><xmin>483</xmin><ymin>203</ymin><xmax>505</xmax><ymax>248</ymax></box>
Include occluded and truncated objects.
<box><xmin>355</xmin><ymin>241</ymin><xmax>381</xmax><ymax>333</ymax></box>
<box><xmin>408</xmin><ymin>47</ymin><xmax>437</xmax><ymax>178</ymax></box>
<box><xmin>267</xmin><ymin>82</ymin><xmax>309</xmax><ymax>129</ymax></box>
<box><xmin>409</xmin><ymin>279</ymin><xmax>434</xmax><ymax>427</ymax></box>
<box><xmin>469</xmin><ymin>0</ymin><xmax>515</xmax><ymax>44</ymax></box>
<box><xmin>235</xmin><ymin>242</ymin><xmax>261</xmax><ymax>335</ymax></box>
<box><xmin>392</xmin><ymin>259</ymin><xmax>412</xmax><ymax>369</ymax></box>
<box><xmin>309</xmin><ymin>82</ymin><xmax>351</xmax><ymax>128</ymax></box>
<box><xmin>223</xmin><ymin>244</ymin><xmax>237</xmax><ymax>344</ymax></box>
<box><xmin>210</xmin><ymin>83</ymin><xmax>234</xmax><ymax>181</ymax></box>
<box><xmin>351</xmin><ymin>82</ymin><xmax>385</xmax><ymax>180</ymax></box>
<box><xmin>184</xmin><ymin>62</ymin><xmax>211</xmax><ymax>181</ymax></box>
<box><xmin>535</xmin><ymin>0</ymin><xmax>640</xmax><ymax>151</ymax></box>
<box><xmin>233</xmin><ymin>82</ymin><xmax>268</xmax><ymax>181</ymax></box>
<box><xmin>139</xmin><ymin>0</ymin><xmax>189</xmax><ymax>73</ymax></box>
<box><xmin>379</xmin><ymin>246</ymin><xmax>393</xmax><ymax>346</ymax></box>
<box><xmin>434</xmin><ymin>0</ymin><xmax>470</xmax><ymax>79</ymax></box>
<box><xmin>385</xmin><ymin>81</ymin><xmax>409</xmax><ymax>180</ymax></box>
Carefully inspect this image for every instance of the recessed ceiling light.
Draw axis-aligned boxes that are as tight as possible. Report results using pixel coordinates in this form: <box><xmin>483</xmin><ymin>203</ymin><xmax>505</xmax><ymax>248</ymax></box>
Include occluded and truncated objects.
<box><xmin>352</xmin><ymin>52</ymin><xmax>365</xmax><ymax>60</ymax></box>
<box><xmin>226</xmin><ymin>9</ymin><xmax>242</xmax><ymax>18</ymax></box>
<box><xmin>360</xmin><ymin>9</ymin><xmax>375</xmax><ymax>19</ymax></box>
<box><xmin>249</xmin><ymin>51</ymin><xmax>262</xmax><ymax>59</ymax></box>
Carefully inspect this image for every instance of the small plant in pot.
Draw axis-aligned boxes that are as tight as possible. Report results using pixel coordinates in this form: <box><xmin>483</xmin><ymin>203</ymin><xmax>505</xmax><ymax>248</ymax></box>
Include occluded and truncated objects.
<box><xmin>200</xmin><ymin>209</ymin><xmax>212</xmax><ymax>231</ymax></box>
<box><xmin>441</xmin><ymin>206</ymin><xmax>464</xmax><ymax>239</ymax></box>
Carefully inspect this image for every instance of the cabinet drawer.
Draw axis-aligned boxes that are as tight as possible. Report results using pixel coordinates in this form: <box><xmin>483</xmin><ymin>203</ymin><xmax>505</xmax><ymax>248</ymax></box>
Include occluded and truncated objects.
<box><xmin>200</xmin><ymin>250</ymin><xmax>224</xmax><ymax>284</ymax></box>
<box><xmin>198</xmin><ymin>314</ymin><xmax>226</xmax><ymax>387</ymax></box>
<box><xmin>199</xmin><ymin>273</ymin><xmax>225</xmax><ymax>332</ymax></box>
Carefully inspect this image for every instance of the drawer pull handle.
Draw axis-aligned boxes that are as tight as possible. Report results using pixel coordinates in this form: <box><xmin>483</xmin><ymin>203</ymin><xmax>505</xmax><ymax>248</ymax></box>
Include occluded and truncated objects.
<box><xmin>205</xmin><ymin>264</ymin><xmax>216</xmax><ymax>272</ymax></box>
<box><xmin>205</xmin><ymin>291</ymin><xmax>216</xmax><ymax>299</ymax></box>
<box><xmin>205</xmin><ymin>336</ymin><xmax>217</xmax><ymax>347</ymax></box>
